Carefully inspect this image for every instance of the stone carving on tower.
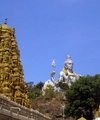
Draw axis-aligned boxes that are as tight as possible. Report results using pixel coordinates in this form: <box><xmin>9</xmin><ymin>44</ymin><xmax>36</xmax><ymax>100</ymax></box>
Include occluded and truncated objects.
<box><xmin>0</xmin><ymin>19</ymin><xmax>30</xmax><ymax>108</ymax></box>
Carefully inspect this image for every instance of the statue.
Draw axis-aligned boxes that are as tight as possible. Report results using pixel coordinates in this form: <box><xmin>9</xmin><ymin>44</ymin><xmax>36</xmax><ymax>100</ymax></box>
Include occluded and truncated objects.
<box><xmin>51</xmin><ymin>55</ymin><xmax>82</xmax><ymax>87</ymax></box>
<box><xmin>42</xmin><ymin>79</ymin><xmax>57</xmax><ymax>95</ymax></box>
<box><xmin>42</xmin><ymin>60</ymin><xmax>57</xmax><ymax>95</ymax></box>
<box><xmin>42</xmin><ymin>55</ymin><xmax>82</xmax><ymax>95</ymax></box>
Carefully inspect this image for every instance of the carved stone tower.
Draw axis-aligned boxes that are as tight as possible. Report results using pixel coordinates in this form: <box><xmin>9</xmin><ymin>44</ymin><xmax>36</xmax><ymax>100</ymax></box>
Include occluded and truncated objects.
<box><xmin>0</xmin><ymin>19</ymin><xmax>30</xmax><ymax>108</ymax></box>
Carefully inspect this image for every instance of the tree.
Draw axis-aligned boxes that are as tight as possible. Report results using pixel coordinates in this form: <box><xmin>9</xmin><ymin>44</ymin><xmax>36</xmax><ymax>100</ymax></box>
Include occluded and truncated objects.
<box><xmin>27</xmin><ymin>81</ymin><xmax>44</xmax><ymax>99</ymax></box>
<box><xmin>57</xmin><ymin>81</ymin><xmax>69</xmax><ymax>91</ymax></box>
<box><xmin>35</xmin><ymin>82</ymin><xmax>44</xmax><ymax>90</ymax></box>
<box><xmin>64</xmin><ymin>74</ymin><xmax>100</xmax><ymax>120</ymax></box>
<box><xmin>26</xmin><ymin>82</ymin><xmax>34</xmax><ymax>92</ymax></box>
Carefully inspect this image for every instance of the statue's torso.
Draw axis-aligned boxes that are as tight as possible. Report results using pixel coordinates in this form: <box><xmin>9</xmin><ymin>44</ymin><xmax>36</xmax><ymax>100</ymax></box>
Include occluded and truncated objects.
<box><xmin>59</xmin><ymin>68</ymin><xmax>78</xmax><ymax>85</ymax></box>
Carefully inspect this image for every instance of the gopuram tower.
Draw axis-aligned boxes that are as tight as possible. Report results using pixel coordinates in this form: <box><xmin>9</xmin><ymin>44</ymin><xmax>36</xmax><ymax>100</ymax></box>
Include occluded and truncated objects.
<box><xmin>0</xmin><ymin>19</ymin><xmax>30</xmax><ymax>108</ymax></box>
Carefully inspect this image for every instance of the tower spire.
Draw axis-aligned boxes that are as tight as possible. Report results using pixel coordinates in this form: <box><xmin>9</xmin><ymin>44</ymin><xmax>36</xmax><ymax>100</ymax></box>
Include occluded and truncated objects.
<box><xmin>4</xmin><ymin>18</ymin><xmax>7</xmax><ymax>24</ymax></box>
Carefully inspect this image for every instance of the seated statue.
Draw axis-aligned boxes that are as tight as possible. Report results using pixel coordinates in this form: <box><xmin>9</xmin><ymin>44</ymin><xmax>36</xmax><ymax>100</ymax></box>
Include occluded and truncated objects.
<box><xmin>58</xmin><ymin>55</ymin><xmax>81</xmax><ymax>86</ymax></box>
<box><xmin>51</xmin><ymin>55</ymin><xmax>81</xmax><ymax>87</ymax></box>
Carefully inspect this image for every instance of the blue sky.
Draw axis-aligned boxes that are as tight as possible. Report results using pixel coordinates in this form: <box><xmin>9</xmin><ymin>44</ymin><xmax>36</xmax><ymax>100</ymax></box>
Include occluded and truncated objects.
<box><xmin>0</xmin><ymin>0</ymin><xmax>100</xmax><ymax>84</ymax></box>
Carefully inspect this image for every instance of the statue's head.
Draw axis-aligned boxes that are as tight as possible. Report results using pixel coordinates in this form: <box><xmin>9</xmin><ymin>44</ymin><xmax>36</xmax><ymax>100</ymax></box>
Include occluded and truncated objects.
<box><xmin>47</xmin><ymin>80</ymin><xmax>50</xmax><ymax>84</ymax></box>
<box><xmin>64</xmin><ymin>55</ymin><xmax>73</xmax><ymax>70</ymax></box>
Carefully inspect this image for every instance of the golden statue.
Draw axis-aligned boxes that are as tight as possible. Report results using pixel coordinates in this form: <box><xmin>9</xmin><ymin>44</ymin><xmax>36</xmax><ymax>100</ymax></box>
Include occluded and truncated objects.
<box><xmin>78</xmin><ymin>115</ymin><xmax>86</xmax><ymax>120</ymax></box>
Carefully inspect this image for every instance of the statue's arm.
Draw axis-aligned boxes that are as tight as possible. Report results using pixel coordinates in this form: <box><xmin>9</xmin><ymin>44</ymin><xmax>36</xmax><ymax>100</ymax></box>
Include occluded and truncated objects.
<box><xmin>59</xmin><ymin>71</ymin><xmax>69</xmax><ymax>82</ymax></box>
<box><xmin>50</xmin><ymin>70</ymin><xmax>56</xmax><ymax>84</ymax></box>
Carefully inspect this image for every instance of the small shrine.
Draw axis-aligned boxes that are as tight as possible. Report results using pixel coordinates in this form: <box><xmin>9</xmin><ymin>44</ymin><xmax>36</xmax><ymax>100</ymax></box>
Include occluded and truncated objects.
<box><xmin>0</xmin><ymin>19</ymin><xmax>30</xmax><ymax>108</ymax></box>
<box><xmin>95</xmin><ymin>105</ymin><xmax>100</xmax><ymax>120</ymax></box>
<box><xmin>42</xmin><ymin>79</ymin><xmax>57</xmax><ymax>95</ymax></box>
<box><xmin>78</xmin><ymin>116</ymin><xmax>86</xmax><ymax>120</ymax></box>
<box><xmin>78</xmin><ymin>115</ymin><xmax>86</xmax><ymax>120</ymax></box>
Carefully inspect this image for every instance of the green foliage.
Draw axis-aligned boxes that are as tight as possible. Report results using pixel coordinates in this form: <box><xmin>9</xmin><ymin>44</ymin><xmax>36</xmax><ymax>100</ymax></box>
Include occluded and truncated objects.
<box><xmin>27</xmin><ymin>81</ymin><xmax>44</xmax><ymax>99</ymax></box>
<box><xmin>64</xmin><ymin>74</ymin><xmax>100</xmax><ymax>120</ymax></box>
<box><xmin>39</xmin><ymin>109</ymin><xmax>46</xmax><ymax>114</ymax></box>
<box><xmin>35</xmin><ymin>82</ymin><xmax>44</xmax><ymax>89</ymax></box>
<box><xmin>52</xmin><ymin>116</ymin><xmax>56</xmax><ymax>120</ymax></box>
<box><xmin>28</xmin><ymin>93</ymin><xmax>37</xmax><ymax>99</ymax></box>
<box><xmin>58</xmin><ymin>81</ymin><xmax>69</xmax><ymax>91</ymax></box>
<box><xmin>26</xmin><ymin>82</ymin><xmax>34</xmax><ymax>92</ymax></box>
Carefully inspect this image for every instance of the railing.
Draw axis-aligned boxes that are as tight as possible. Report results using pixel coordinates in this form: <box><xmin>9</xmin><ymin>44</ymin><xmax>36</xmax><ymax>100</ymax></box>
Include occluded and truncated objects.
<box><xmin>0</xmin><ymin>93</ymin><xmax>51</xmax><ymax>120</ymax></box>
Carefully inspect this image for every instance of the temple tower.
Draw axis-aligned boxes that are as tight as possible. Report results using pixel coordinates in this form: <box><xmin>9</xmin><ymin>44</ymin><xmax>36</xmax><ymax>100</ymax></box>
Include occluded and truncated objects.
<box><xmin>0</xmin><ymin>19</ymin><xmax>30</xmax><ymax>108</ymax></box>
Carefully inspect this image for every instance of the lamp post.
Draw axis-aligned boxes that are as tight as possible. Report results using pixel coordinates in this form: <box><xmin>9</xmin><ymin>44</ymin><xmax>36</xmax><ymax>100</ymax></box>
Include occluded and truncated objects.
<box><xmin>62</xmin><ymin>105</ymin><xmax>65</xmax><ymax>120</ymax></box>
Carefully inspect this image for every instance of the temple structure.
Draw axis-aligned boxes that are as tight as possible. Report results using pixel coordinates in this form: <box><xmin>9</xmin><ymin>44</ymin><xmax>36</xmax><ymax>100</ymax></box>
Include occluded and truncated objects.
<box><xmin>95</xmin><ymin>106</ymin><xmax>100</xmax><ymax>120</ymax></box>
<box><xmin>0</xmin><ymin>19</ymin><xmax>30</xmax><ymax>108</ymax></box>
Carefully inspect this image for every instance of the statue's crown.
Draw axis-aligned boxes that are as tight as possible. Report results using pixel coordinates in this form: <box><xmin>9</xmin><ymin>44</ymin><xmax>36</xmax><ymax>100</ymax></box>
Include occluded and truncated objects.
<box><xmin>66</xmin><ymin>55</ymin><xmax>72</xmax><ymax>62</ymax></box>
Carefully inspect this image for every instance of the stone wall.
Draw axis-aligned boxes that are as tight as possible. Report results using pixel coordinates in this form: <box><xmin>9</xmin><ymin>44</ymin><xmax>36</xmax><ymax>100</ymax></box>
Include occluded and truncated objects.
<box><xmin>0</xmin><ymin>93</ymin><xmax>51</xmax><ymax>120</ymax></box>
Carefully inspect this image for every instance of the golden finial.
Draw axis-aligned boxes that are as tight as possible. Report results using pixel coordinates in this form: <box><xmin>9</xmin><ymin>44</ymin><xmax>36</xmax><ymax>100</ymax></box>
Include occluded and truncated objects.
<box><xmin>78</xmin><ymin>114</ymin><xmax>86</xmax><ymax>120</ymax></box>
<box><xmin>4</xmin><ymin>18</ymin><xmax>7</xmax><ymax>24</ymax></box>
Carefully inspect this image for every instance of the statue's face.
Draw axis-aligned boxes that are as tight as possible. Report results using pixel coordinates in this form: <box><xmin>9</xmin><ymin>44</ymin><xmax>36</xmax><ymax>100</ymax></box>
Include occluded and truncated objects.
<box><xmin>65</xmin><ymin>60</ymin><xmax>73</xmax><ymax>70</ymax></box>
